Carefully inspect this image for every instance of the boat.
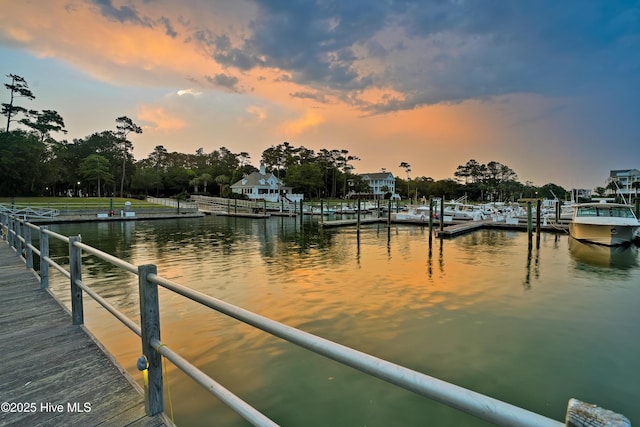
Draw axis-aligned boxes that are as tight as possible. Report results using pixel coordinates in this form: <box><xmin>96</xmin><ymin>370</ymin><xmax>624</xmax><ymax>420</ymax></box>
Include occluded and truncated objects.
<box><xmin>568</xmin><ymin>201</ymin><xmax>640</xmax><ymax>246</ymax></box>
<box><xmin>392</xmin><ymin>205</ymin><xmax>433</xmax><ymax>222</ymax></box>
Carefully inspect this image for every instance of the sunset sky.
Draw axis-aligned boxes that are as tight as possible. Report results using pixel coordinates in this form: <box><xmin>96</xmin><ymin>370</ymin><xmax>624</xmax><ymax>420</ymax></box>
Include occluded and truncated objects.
<box><xmin>1</xmin><ymin>0</ymin><xmax>638</xmax><ymax>189</ymax></box>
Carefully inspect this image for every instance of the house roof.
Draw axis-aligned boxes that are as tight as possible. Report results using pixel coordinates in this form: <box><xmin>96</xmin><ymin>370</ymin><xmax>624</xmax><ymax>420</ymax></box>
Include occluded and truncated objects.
<box><xmin>230</xmin><ymin>171</ymin><xmax>283</xmax><ymax>188</ymax></box>
<box><xmin>609</xmin><ymin>169</ymin><xmax>640</xmax><ymax>177</ymax></box>
<box><xmin>360</xmin><ymin>172</ymin><xmax>394</xmax><ymax>180</ymax></box>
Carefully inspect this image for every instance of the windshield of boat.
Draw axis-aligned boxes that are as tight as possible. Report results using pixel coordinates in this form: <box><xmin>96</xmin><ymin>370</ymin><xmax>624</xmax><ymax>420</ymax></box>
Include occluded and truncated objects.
<box><xmin>576</xmin><ymin>206</ymin><xmax>636</xmax><ymax>218</ymax></box>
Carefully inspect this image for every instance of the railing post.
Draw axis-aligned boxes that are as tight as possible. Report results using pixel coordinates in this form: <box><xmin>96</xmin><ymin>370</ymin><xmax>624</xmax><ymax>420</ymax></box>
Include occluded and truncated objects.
<box><xmin>138</xmin><ymin>264</ymin><xmax>164</xmax><ymax>416</ymax></box>
<box><xmin>40</xmin><ymin>226</ymin><xmax>49</xmax><ymax>289</ymax></box>
<box><xmin>0</xmin><ymin>213</ymin><xmax>6</xmax><ymax>240</ymax></box>
<box><xmin>14</xmin><ymin>219</ymin><xmax>22</xmax><ymax>257</ymax></box>
<box><xmin>25</xmin><ymin>223</ymin><xmax>33</xmax><ymax>270</ymax></box>
<box><xmin>69</xmin><ymin>236</ymin><xmax>84</xmax><ymax>325</ymax></box>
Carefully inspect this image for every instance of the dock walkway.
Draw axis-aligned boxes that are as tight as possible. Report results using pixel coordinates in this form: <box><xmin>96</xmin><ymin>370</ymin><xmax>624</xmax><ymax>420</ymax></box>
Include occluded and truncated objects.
<box><xmin>0</xmin><ymin>244</ymin><xmax>167</xmax><ymax>427</ymax></box>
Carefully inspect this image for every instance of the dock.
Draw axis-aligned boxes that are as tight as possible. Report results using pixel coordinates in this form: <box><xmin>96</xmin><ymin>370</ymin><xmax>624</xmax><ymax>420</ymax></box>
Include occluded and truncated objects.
<box><xmin>320</xmin><ymin>218</ymin><xmax>386</xmax><ymax>228</ymax></box>
<box><xmin>0</xmin><ymin>244</ymin><xmax>169</xmax><ymax>426</ymax></box>
<box><xmin>321</xmin><ymin>216</ymin><xmax>570</xmax><ymax>238</ymax></box>
<box><xmin>201</xmin><ymin>210</ymin><xmax>270</xmax><ymax>218</ymax></box>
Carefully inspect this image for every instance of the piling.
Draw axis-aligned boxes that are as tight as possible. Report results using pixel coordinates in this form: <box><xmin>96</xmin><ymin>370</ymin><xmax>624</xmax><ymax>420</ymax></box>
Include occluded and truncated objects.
<box><xmin>69</xmin><ymin>235</ymin><xmax>84</xmax><ymax>325</ymax></box>
<box><xmin>357</xmin><ymin>198</ymin><xmax>361</xmax><ymax>232</ymax></box>
<box><xmin>387</xmin><ymin>199</ymin><xmax>391</xmax><ymax>226</ymax></box>
<box><xmin>320</xmin><ymin>199</ymin><xmax>324</xmax><ymax>225</ymax></box>
<box><xmin>536</xmin><ymin>199</ymin><xmax>541</xmax><ymax>239</ymax></box>
<box><xmin>527</xmin><ymin>201</ymin><xmax>533</xmax><ymax>242</ymax></box>
<box><xmin>439</xmin><ymin>195</ymin><xmax>445</xmax><ymax>232</ymax></box>
<box><xmin>299</xmin><ymin>200</ymin><xmax>304</xmax><ymax>226</ymax></box>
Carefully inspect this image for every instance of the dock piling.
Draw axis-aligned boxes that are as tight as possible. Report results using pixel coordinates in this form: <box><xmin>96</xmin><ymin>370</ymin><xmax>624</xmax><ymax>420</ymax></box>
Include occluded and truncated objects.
<box><xmin>69</xmin><ymin>235</ymin><xmax>84</xmax><ymax>325</ymax></box>
<box><xmin>39</xmin><ymin>226</ymin><xmax>49</xmax><ymax>289</ymax></box>
<box><xmin>139</xmin><ymin>263</ymin><xmax>164</xmax><ymax>416</ymax></box>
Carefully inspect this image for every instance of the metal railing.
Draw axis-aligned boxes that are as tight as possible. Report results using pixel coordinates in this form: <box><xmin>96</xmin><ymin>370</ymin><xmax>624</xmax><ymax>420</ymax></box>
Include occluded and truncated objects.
<box><xmin>0</xmin><ymin>202</ymin><xmax>60</xmax><ymax>218</ymax></box>
<box><xmin>0</xmin><ymin>212</ymin><xmax>629</xmax><ymax>427</ymax></box>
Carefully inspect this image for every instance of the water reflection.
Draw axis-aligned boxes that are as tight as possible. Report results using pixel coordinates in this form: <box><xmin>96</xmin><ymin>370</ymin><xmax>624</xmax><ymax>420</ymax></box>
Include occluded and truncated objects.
<box><xmin>569</xmin><ymin>238</ymin><xmax>639</xmax><ymax>274</ymax></box>
<box><xmin>41</xmin><ymin>217</ymin><xmax>640</xmax><ymax>427</ymax></box>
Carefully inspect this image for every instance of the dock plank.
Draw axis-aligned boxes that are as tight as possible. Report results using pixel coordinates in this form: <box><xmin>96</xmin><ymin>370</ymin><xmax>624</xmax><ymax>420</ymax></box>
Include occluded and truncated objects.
<box><xmin>0</xmin><ymin>243</ymin><xmax>169</xmax><ymax>427</ymax></box>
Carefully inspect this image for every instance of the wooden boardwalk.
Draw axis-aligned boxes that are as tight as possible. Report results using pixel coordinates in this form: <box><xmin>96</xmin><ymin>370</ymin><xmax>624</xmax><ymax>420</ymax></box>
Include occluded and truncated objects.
<box><xmin>0</xmin><ymin>243</ymin><xmax>168</xmax><ymax>427</ymax></box>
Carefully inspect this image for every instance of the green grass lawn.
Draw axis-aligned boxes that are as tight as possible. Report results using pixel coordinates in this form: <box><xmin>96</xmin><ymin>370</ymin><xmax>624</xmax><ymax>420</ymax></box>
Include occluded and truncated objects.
<box><xmin>0</xmin><ymin>197</ymin><xmax>170</xmax><ymax>210</ymax></box>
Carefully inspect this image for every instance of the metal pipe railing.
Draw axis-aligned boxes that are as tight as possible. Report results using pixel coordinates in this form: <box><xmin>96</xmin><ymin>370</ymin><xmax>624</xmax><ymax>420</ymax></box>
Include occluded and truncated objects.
<box><xmin>75</xmin><ymin>241</ymin><xmax>138</xmax><ymax>273</ymax></box>
<box><xmin>150</xmin><ymin>337</ymin><xmax>279</xmax><ymax>427</ymax></box>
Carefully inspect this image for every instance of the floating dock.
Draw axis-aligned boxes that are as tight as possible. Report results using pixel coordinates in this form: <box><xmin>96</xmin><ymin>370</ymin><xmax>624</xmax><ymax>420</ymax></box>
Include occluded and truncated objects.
<box><xmin>321</xmin><ymin>216</ymin><xmax>570</xmax><ymax>238</ymax></box>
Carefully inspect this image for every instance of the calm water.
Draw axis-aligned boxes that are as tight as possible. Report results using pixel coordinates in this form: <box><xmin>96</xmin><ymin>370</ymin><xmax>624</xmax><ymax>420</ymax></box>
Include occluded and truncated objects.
<box><xmin>44</xmin><ymin>216</ymin><xmax>640</xmax><ymax>426</ymax></box>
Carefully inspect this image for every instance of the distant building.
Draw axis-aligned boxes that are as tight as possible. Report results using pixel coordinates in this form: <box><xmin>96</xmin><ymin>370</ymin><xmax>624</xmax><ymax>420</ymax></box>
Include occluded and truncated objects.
<box><xmin>606</xmin><ymin>169</ymin><xmax>640</xmax><ymax>200</ymax></box>
<box><xmin>569</xmin><ymin>188</ymin><xmax>593</xmax><ymax>202</ymax></box>
<box><xmin>349</xmin><ymin>172</ymin><xmax>398</xmax><ymax>200</ymax></box>
<box><xmin>230</xmin><ymin>161</ymin><xmax>303</xmax><ymax>203</ymax></box>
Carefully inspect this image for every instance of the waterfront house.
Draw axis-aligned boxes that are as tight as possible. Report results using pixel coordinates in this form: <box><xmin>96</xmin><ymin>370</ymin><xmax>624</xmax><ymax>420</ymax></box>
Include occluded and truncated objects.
<box><xmin>606</xmin><ymin>169</ymin><xmax>640</xmax><ymax>201</ymax></box>
<box><xmin>350</xmin><ymin>172</ymin><xmax>399</xmax><ymax>200</ymax></box>
<box><xmin>230</xmin><ymin>161</ymin><xmax>303</xmax><ymax>203</ymax></box>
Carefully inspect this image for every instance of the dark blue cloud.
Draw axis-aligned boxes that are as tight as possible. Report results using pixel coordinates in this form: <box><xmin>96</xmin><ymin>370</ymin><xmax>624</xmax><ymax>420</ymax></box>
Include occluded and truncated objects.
<box><xmin>90</xmin><ymin>0</ymin><xmax>149</xmax><ymax>26</ymax></box>
<box><xmin>159</xmin><ymin>16</ymin><xmax>177</xmax><ymax>38</ymax></box>
<box><xmin>206</xmin><ymin>73</ymin><xmax>240</xmax><ymax>92</ymax></box>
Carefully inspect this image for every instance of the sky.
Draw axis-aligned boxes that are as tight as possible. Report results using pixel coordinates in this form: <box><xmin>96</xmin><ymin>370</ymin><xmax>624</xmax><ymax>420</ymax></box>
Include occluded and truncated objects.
<box><xmin>1</xmin><ymin>0</ymin><xmax>639</xmax><ymax>190</ymax></box>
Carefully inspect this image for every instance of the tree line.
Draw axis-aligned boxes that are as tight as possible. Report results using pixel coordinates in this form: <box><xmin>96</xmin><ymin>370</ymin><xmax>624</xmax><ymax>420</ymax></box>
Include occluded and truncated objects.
<box><xmin>1</xmin><ymin>73</ymin><xmax>571</xmax><ymax>201</ymax></box>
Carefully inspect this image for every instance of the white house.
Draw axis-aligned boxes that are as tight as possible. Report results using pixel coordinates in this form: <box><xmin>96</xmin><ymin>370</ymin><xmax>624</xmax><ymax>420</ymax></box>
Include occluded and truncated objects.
<box><xmin>352</xmin><ymin>172</ymin><xmax>398</xmax><ymax>199</ymax></box>
<box><xmin>606</xmin><ymin>169</ymin><xmax>640</xmax><ymax>200</ymax></box>
<box><xmin>230</xmin><ymin>161</ymin><xmax>303</xmax><ymax>203</ymax></box>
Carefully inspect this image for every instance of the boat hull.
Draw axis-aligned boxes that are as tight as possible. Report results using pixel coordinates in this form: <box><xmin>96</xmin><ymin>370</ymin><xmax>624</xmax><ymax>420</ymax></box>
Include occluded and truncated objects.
<box><xmin>569</xmin><ymin>222</ymin><xmax>638</xmax><ymax>246</ymax></box>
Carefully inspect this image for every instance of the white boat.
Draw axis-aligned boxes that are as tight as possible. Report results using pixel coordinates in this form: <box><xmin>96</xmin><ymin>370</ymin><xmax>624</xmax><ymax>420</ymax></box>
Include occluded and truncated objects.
<box><xmin>392</xmin><ymin>205</ymin><xmax>433</xmax><ymax>222</ymax></box>
<box><xmin>569</xmin><ymin>201</ymin><xmax>640</xmax><ymax>246</ymax></box>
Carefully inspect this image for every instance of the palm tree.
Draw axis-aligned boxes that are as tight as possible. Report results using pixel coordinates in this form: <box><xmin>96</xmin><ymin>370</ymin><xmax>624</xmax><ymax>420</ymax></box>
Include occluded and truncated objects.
<box><xmin>399</xmin><ymin>162</ymin><xmax>411</xmax><ymax>199</ymax></box>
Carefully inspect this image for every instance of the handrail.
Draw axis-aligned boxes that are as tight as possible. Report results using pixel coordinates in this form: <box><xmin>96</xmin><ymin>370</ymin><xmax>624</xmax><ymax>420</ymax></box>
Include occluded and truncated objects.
<box><xmin>0</xmin><ymin>212</ymin><xmax>629</xmax><ymax>427</ymax></box>
<box><xmin>74</xmin><ymin>241</ymin><xmax>138</xmax><ymax>273</ymax></box>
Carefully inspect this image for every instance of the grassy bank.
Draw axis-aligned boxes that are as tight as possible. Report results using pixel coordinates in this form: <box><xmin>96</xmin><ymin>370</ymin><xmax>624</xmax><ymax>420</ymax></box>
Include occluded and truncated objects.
<box><xmin>0</xmin><ymin>197</ymin><xmax>169</xmax><ymax>210</ymax></box>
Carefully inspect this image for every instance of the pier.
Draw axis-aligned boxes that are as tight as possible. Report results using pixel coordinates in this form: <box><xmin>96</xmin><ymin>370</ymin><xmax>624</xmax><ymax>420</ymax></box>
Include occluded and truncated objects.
<box><xmin>0</xmin><ymin>244</ymin><xmax>168</xmax><ymax>426</ymax></box>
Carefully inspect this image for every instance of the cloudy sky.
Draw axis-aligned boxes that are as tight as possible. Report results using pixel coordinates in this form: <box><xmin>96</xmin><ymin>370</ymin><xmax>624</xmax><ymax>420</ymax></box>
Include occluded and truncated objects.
<box><xmin>1</xmin><ymin>0</ymin><xmax>638</xmax><ymax>189</ymax></box>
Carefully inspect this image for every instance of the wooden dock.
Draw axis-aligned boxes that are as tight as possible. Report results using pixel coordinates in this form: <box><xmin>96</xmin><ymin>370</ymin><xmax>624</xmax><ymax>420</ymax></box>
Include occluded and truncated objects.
<box><xmin>0</xmin><ymin>244</ymin><xmax>169</xmax><ymax>426</ymax></box>
<box><xmin>321</xmin><ymin>218</ymin><xmax>386</xmax><ymax>228</ymax></box>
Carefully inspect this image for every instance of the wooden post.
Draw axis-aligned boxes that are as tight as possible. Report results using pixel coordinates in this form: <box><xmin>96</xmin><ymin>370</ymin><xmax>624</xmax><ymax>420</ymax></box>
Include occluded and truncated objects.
<box><xmin>555</xmin><ymin>200</ymin><xmax>561</xmax><ymax>223</ymax></box>
<box><xmin>14</xmin><ymin>219</ymin><xmax>22</xmax><ymax>257</ymax></box>
<box><xmin>234</xmin><ymin>199</ymin><xmax>237</xmax><ymax>213</ymax></box>
<box><xmin>429</xmin><ymin>198</ymin><xmax>434</xmax><ymax>233</ymax></box>
<box><xmin>299</xmin><ymin>200</ymin><xmax>303</xmax><ymax>225</ymax></box>
<box><xmin>566</xmin><ymin>398</ymin><xmax>630</xmax><ymax>427</ymax></box>
<box><xmin>68</xmin><ymin>236</ymin><xmax>84</xmax><ymax>325</ymax></box>
<box><xmin>40</xmin><ymin>226</ymin><xmax>49</xmax><ymax>289</ymax></box>
<box><xmin>320</xmin><ymin>199</ymin><xmax>324</xmax><ymax>225</ymax></box>
<box><xmin>8</xmin><ymin>216</ymin><xmax>14</xmax><ymax>247</ymax></box>
<box><xmin>138</xmin><ymin>264</ymin><xmax>164</xmax><ymax>416</ymax></box>
<box><xmin>24</xmin><ymin>223</ymin><xmax>33</xmax><ymax>270</ymax></box>
<box><xmin>387</xmin><ymin>199</ymin><xmax>392</xmax><ymax>226</ymax></box>
<box><xmin>527</xmin><ymin>201</ymin><xmax>533</xmax><ymax>241</ymax></box>
<box><xmin>357</xmin><ymin>198</ymin><xmax>361</xmax><ymax>231</ymax></box>
<box><xmin>536</xmin><ymin>199</ymin><xmax>541</xmax><ymax>238</ymax></box>
<box><xmin>0</xmin><ymin>213</ymin><xmax>5</xmax><ymax>241</ymax></box>
<box><xmin>439</xmin><ymin>196</ymin><xmax>445</xmax><ymax>232</ymax></box>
